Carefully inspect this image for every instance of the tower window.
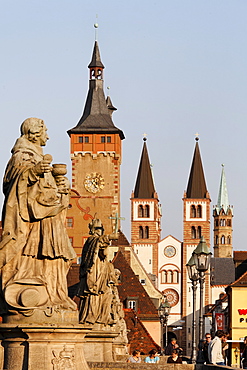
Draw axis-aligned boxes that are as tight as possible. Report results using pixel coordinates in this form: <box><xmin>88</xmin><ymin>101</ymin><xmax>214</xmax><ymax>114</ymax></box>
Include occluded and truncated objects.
<box><xmin>197</xmin><ymin>205</ymin><xmax>202</xmax><ymax>218</ymax></box>
<box><xmin>139</xmin><ymin>226</ymin><xmax>144</xmax><ymax>239</ymax></box>
<box><xmin>66</xmin><ymin>218</ymin><xmax>73</xmax><ymax>228</ymax></box>
<box><xmin>215</xmin><ymin>219</ymin><xmax>219</xmax><ymax>227</ymax></box>
<box><xmin>227</xmin><ymin>236</ymin><xmax>231</xmax><ymax>244</ymax></box>
<box><xmin>191</xmin><ymin>226</ymin><xmax>196</xmax><ymax>239</ymax></box>
<box><xmin>69</xmin><ymin>237</ymin><xmax>73</xmax><ymax>246</ymax></box>
<box><xmin>191</xmin><ymin>205</ymin><xmax>196</xmax><ymax>218</ymax></box>
<box><xmin>197</xmin><ymin>226</ymin><xmax>202</xmax><ymax>239</ymax></box>
<box><xmin>221</xmin><ymin>235</ymin><xmax>225</xmax><ymax>244</ymax></box>
<box><xmin>227</xmin><ymin>220</ymin><xmax>231</xmax><ymax>227</ymax></box>
<box><xmin>220</xmin><ymin>219</ymin><xmax>226</xmax><ymax>226</ymax></box>
<box><xmin>79</xmin><ymin>136</ymin><xmax>83</xmax><ymax>143</ymax></box>
<box><xmin>144</xmin><ymin>205</ymin><xmax>150</xmax><ymax>218</ymax></box>
<box><xmin>101</xmin><ymin>136</ymin><xmax>105</xmax><ymax>143</ymax></box>
<box><xmin>85</xmin><ymin>136</ymin><xmax>89</xmax><ymax>143</ymax></box>
<box><xmin>215</xmin><ymin>235</ymin><xmax>218</xmax><ymax>245</ymax></box>
<box><xmin>138</xmin><ymin>205</ymin><xmax>144</xmax><ymax>217</ymax></box>
<box><xmin>144</xmin><ymin>226</ymin><xmax>149</xmax><ymax>239</ymax></box>
<box><xmin>107</xmin><ymin>136</ymin><xmax>111</xmax><ymax>143</ymax></box>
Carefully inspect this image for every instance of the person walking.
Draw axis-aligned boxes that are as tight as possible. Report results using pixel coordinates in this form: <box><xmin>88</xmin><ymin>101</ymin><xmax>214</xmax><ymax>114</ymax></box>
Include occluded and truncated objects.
<box><xmin>202</xmin><ymin>333</ymin><xmax>211</xmax><ymax>364</ymax></box>
<box><xmin>208</xmin><ymin>330</ymin><xmax>225</xmax><ymax>366</ymax></box>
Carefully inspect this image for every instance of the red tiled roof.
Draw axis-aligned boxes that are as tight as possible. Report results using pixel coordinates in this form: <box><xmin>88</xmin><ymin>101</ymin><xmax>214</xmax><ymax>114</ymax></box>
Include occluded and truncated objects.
<box><xmin>124</xmin><ymin>309</ymin><xmax>160</xmax><ymax>355</ymax></box>
<box><xmin>234</xmin><ymin>251</ymin><xmax>247</xmax><ymax>261</ymax></box>
<box><xmin>113</xmin><ymin>251</ymin><xmax>159</xmax><ymax>316</ymax></box>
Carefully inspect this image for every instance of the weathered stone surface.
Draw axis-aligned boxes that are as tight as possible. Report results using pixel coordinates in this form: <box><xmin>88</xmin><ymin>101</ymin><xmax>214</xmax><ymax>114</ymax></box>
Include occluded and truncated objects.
<box><xmin>0</xmin><ymin>324</ymin><xmax>90</xmax><ymax>370</ymax></box>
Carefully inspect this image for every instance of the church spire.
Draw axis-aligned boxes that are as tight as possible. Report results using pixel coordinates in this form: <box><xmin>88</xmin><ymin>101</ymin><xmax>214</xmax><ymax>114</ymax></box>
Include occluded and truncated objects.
<box><xmin>216</xmin><ymin>164</ymin><xmax>230</xmax><ymax>214</ymax></box>
<box><xmin>67</xmin><ymin>40</ymin><xmax>124</xmax><ymax>139</ymax></box>
<box><xmin>186</xmin><ymin>138</ymin><xmax>208</xmax><ymax>199</ymax></box>
<box><xmin>133</xmin><ymin>138</ymin><xmax>156</xmax><ymax>199</ymax></box>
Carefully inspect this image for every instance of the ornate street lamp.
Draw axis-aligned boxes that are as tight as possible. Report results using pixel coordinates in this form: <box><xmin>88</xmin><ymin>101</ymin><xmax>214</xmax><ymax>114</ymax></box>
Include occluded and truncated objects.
<box><xmin>158</xmin><ymin>297</ymin><xmax>171</xmax><ymax>355</ymax></box>
<box><xmin>193</xmin><ymin>236</ymin><xmax>212</xmax><ymax>364</ymax></box>
<box><xmin>186</xmin><ymin>254</ymin><xmax>199</xmax><ymax>363</ymax></box>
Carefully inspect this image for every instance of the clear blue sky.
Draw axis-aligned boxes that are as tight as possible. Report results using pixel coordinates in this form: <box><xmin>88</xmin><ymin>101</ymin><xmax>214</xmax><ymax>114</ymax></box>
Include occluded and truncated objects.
<box><xmin>1</xmin><ymin>1</ymin><xmax>247</xmax><ymax>250</ymax></box>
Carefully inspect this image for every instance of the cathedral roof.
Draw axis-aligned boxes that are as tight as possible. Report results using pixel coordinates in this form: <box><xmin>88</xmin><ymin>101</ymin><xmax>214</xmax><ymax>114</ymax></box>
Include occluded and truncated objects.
<box><xmin>186</xmin><ymin>139</ymin><xmax>208</xmax><ymax>199</ymax></box>
<box><xmin>133</xmin><ymin>139</ymin><xmax>156</xmax><ymax>199</ymax></box>
<box><xmin>67</xmin><ymin>41</ymin><xmax>124</xmax><ymax>139</ymax></box>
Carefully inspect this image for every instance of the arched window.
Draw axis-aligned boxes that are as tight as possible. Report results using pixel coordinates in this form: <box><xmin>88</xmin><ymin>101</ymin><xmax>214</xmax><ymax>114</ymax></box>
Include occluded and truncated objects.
<box><xmin>167</xmin><ymin>270</ymin><xmax>172</xmax><ymax>283</ymax></box>
<box><xmin>161</xmin><ymin>270</ymin><xmax>167</xmax><ymax>283</ymax></box>
<box><xmin>227</xmin><ymin>236</ymin><xmax>231</xmax><ymax>244</ymax></box>
<box><xmin>191</xmin><ymin>226</ymin><xmax>196</xmax><ymax>239</ymax></box>
<box><xmin>220</xmin><ymin>219</ymin><xmax>226</xmax><ymax>227</ymax></box>
<box><xmin>144</xmin><ymin>226</ymin><xmax>149</xmax><ymax>239</ymax></box>
<box><xmin>138</xmin><ymin>205</ymin><xmax>144</xmax><ymax>218</ymax></box>
<box><xmin>215</xmin><ymin>235</ymin><xmax>218</xmax><ymax>245</ymax></box>
<box><xmin>215</xmin><ymin>219</ymin><xmax>219</xmax><ymax>227</ymax></box>
<box><xmin>227</xmin><ymin>219</ymin><xmax>231</xmax><ymax>227</ymax></box>
<box><xmin>144</xmin><ymin>205</ymin><xmax>150</xmax><ymax>218</ymax></box>
<box><xmin>197</xmin><ymin>226</ymin><xmax>202</xmax><ymax>239</ymax></box>
<box><xmin>139</xmin><ymin>226</ymin><xmax>144</xmax><ymax>239</ymax></box>
<box><xmin>197</xmin><ymin>205</ymin><xmax>202</xmax><ymax>218</ymax></box>
<box><xmin>221</xmin><ymin>235</ymin><xmax>225</xmax><ymax>244</ymax></box>
<box><xmin>191</xmin><ymin>205</ymin><xmax>196</xmax><ymax>218</ymax></box>
<box><xmin>173</xmin><ymin>271</ymin><xmax>179</xmax><ymax>284</ymax></box>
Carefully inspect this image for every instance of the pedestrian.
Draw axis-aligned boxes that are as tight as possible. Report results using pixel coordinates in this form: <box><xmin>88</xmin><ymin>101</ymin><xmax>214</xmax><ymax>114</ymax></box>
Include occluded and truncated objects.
<box><xmin>222</xmin><ymin>333</ymin><xmax>229</xmax><ymax>365</ymax></box>
<box><xmin>165</xmin><ymin>338</ymin><xmax>183</xmax><ymax>356</ymax></box>
<box><xmin>202</xmin><ymin>333</ymin><xmax>211</xmax><ymax>364</ymax></box>
<box><xmin>144</xmin><ymin>349</ymin><xmax>160</xmax><ymax>363</ymax></box>
<box><xmin>127</xmin><ymin>350</ymin><xmax>141</xmax><ymax>363</ymax></box>
<box><xmin>167</xmin><ymin>349</ymin><xmax>183</xmax><ymax>364</ymax></box>
<box><xmin>208</xmin><ymin>330</ymin><xmax>225</xmax><ymax>366</ymax></box>
<box><xmin>241</xmin><ymin>336</ymin><xmax>247</xmax><ymax>369</ymax></box>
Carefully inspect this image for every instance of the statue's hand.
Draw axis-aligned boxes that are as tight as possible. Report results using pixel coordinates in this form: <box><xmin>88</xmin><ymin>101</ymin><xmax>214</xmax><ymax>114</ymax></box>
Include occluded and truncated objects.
<box><xmin>33</xmin><ymin>160</ymin><xmax>52</xmax><ymax>175</ymax></box>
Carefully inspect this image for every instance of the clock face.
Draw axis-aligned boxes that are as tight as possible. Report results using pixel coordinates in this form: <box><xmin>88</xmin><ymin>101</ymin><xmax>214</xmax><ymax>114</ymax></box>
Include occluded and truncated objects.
<box><xmin>84</xmin><ymin>172</ymin><xmax>105</xmax><ymax>194</ymax></box>
<box><xmin>164</xmin><ymin>245</ymin><xmax>176</xmax><ymax>258</ymax></box>
<box><xmin>163</xmin><ymin>289</ymin><xmax>179</xmax><ymax>307</ymax></box>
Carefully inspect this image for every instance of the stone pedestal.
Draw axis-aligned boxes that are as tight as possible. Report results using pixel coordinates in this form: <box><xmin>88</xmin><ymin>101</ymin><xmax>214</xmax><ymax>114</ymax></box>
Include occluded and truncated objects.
<box><xmin>0</xmin><ymin>324</ymin><xmax>90</xmax><ymax>370</ymax></box>
<box><xmin>84</xmin><ymin>330</ymin><xmax>119</xmax><ymax>362</ymax></box>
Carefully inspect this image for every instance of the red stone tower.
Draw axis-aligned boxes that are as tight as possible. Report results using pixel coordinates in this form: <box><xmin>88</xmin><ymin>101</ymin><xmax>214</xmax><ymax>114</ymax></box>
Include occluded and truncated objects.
<box><xmin>131</xmin><ymin>138</ymin><xmax>161</xmax><ymax>276</ymax></box>
<box><xmin>67</xmin><ymin>40</ymin><xmax>125</xmax><ymax>257</ymax></box>
<box><xmin>182</xmin><ymin>137</ymin><xmax>211</xmax><ymax>353</ymax></box>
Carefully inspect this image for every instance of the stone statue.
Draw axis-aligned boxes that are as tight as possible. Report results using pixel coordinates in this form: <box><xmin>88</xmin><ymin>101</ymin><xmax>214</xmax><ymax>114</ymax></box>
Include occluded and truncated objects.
<box><xmin>77</xmin><ymin>219</ymin><xmax>118</xmax><ymax>325</ymax></box>
<box><xmin>0</xmin><ymin>118</ymin><xmax>77</xmax><ymax>318</ymax></box>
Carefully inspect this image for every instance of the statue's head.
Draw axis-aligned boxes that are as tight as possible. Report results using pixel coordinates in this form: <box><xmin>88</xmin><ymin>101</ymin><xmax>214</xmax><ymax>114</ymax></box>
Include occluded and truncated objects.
<box><xmin>89</xmin><ymin>218</ymin><xmax>104</xmax><ymax>235</ymax></box>
<box><xmin>20</xmin><ymin>118</ymin><xmax>49</xmax><ymax>146</ymax></box>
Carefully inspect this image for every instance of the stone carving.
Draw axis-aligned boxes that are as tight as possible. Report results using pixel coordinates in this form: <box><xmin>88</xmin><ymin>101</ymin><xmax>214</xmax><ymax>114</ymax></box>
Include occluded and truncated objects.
<box><xmin>0</xmin><ymin>118</ymin><xmax>77</xmax><ymax>317</ymax></box>
<box><xmin>51</xmin><ymin>346</ymin><xmax>75</xmax><ymax>370</ymax></box>
<box><xmin>77</xmin><ymin>218</ymin><xmax>118</xmax><ymax>325</ymax></box>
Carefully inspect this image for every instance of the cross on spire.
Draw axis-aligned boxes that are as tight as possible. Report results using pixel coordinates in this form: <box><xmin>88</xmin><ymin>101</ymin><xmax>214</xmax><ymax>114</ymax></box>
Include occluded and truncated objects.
<box><xmin>109</xmin><ymin>213</ymin><xmax>125</xmax><ymax>233</ymax></box>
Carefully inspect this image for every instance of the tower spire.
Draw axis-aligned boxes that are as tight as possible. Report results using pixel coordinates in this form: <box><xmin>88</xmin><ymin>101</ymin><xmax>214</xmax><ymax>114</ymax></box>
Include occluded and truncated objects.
<box><xmin>67</xmin><ymin>40</ymin><xmax>124</xmax><ymax>139</ymax></box>
<box><xmin>133</xmin><ymin>137</ymin><xmax>156</xmax><ymax>199</ymax></box>
<box><xmin>216</xmin><ymin>164</ymin><xmax>230</xmax><ymax>214</ymax></box>
<box><xmin>186</xmin><ymin>138</ymin><xmax>208</xmax><ymax>198</ymax></box>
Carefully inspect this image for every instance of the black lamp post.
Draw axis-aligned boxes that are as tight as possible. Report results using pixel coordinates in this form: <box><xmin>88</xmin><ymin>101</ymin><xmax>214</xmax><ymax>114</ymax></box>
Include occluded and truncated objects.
<box><xmin>193</xmin><ymin>236</ymin><xmax>211</xmax><ymax>364</ymax></box>
<box><xmin>158</xmin><ymin>298</ymin><xmax>171</xmax><ymax>355</ymax></box>
<box><xmin>186</xmin><ymin>254</ymin><xmax>199</xmax><ymax>363</ymax></box>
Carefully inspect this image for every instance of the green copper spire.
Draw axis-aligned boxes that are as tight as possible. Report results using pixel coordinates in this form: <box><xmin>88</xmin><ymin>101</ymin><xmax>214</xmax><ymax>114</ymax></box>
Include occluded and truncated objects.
<box><xmin>216</xmin><ymin>164</ymin><xmax>230</xmax><ymax>214</ymax></box>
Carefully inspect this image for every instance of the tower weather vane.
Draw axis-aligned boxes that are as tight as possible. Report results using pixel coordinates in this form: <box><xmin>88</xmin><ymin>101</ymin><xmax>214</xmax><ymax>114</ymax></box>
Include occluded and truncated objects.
<box><xmin>94</xmin><ymin>15</ymin><xmax>98</xmax><ymax>40</ymax></box>
<box><xmin>195</xmin><ymin>132</ymin><xmax>199</xmax><ymax>141</ymax></box>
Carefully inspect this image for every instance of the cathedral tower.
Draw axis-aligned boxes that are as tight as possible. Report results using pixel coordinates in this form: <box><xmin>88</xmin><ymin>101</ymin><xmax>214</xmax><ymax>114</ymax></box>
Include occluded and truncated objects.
<box><xmin>213</xmin><ymin>165</ymin><xmax>233</xmax><ymax>258</ymax></box>
<box><xmin>182</xmin><ymin>137</ymin><xmax>211</xmax><ymax>353</ymax></box>
<box><xmin>67</xmin><ymin>40</ymin><xmax>125</xmax><ymax>256</ymax></box>
<box><xmin>131</xmin><ymin>138</ymin><xmax>161</xmax><ymax>276</ymax></box>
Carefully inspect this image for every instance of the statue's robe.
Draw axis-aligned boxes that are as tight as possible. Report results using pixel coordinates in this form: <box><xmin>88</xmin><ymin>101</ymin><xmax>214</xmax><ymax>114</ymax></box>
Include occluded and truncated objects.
<box><xmin>77</xmin><ymin>235</ymin><xmax>115</xmax><ymax>324</ymax></box>
<box><xmin>0</xmin><ymin>136</ymin><xmax>76</xmax><ymax>314</ymax></box>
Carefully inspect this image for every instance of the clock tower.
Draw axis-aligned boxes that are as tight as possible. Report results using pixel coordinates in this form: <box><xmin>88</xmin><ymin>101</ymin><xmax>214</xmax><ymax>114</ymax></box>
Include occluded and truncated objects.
<box><xmin>67</xmin><ymin>40</ymin><xmax>125</xmax><ymax>257</ymax></box>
